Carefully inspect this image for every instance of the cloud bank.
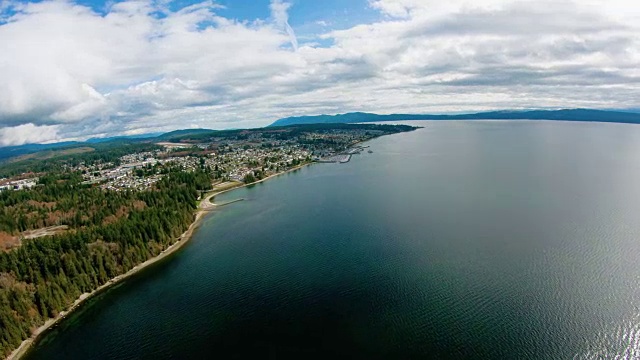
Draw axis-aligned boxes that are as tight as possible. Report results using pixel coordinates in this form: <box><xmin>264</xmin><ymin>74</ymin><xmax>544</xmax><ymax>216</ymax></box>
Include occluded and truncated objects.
<box><xmin>0</xmin><ymin>0</ymin><xmax>639</xmax><ymax>145</ymax></box>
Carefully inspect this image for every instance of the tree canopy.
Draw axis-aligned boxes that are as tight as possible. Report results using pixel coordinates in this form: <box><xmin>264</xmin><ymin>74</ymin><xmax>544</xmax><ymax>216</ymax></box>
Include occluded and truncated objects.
<box><xmin>0</xmin><ymin>169</ymin><xmax>212</xmax><ymax>357</ymax></box>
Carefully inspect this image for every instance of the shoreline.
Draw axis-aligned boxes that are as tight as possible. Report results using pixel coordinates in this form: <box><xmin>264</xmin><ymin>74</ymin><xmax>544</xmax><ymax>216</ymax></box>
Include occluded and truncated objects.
<box><xmin>6</xmin><ymin>162</ymin><xmax>314</xmax><ymax>360</ymax></box>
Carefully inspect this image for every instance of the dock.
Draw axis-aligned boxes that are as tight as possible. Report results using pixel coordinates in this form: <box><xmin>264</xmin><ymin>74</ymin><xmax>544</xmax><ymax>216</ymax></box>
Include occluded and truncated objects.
<box><xmin>318</xmin><ymin>154</ymin><xmax>351</xmax><ymax>163</ymax></box>
<box><xmin>317</xmin><ymin>145</ymin><xmax>373</xmax><ymax>164</ymax></box>
<box><xmin>214</xmin><ymin>198</ymin><xmax>245</xmax><ymax>207</ymax></box>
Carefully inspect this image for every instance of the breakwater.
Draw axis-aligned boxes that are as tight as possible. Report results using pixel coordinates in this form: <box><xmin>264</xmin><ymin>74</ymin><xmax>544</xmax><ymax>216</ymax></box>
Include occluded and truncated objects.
<box><xmin>317</xmin><ymin>154</ymin><xmax>351</xmax><ymax>163</ymax></box>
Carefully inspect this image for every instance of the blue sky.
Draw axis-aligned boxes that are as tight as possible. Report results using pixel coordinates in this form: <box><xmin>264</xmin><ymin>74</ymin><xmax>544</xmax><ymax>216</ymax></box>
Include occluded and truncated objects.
<box><xmin>40</xmin><ymin>0</ymin><xmax>381</xmax><ymax>34</ymax></box>
<box><xmin>0</xmin><ymin>0</ymin><xmax>639</xmax><ymax>145</ymax></box>
<box><xmin>218</xmin><ymin>0</ymin><xmax>378</xmax><ymax>26</ymax></box>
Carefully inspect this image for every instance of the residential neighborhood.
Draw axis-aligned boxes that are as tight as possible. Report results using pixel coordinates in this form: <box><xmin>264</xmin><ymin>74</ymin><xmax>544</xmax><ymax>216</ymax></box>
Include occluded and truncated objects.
<box><xmin>69</xmin><ymin>126</ymin><xmax>389</xmax><ymax>191</ymax></box>
<box><xmin>0</xmin><ymin>124</ymin><xmax>412</xmax><ymax>193</ymax></box>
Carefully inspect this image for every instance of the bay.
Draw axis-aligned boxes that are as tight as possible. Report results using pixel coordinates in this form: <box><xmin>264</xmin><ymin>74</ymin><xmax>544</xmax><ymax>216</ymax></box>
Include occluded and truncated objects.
<box><xmin>25</xmin><ymin>120</ymin><xmax>640</xmax><ymax>359</ymax></box>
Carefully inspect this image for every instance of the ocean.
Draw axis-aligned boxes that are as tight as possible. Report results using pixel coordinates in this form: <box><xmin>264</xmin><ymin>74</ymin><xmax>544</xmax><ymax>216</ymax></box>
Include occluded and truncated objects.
<box><xmin>25</xmin><ymin>120</ymin><xmax>640</xmax><ymax>359</ymax></box>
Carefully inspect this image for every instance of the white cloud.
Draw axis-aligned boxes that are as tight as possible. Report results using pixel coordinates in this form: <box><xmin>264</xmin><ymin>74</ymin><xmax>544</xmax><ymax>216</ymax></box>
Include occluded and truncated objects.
<box><xmin>368</xmin><ymin>0</ymin><xmax>416</xmax><ymax>18</ymax></box>
<box><xmin>0</xmin><ymin>0</ymin><xmax>639</xmax><ymax>144</ymax></box>
<box><xmin>0</xmin><ymin>123</ymin><xmax>60</xmax><ymax>146</ymax></box>
<box><xmin>270</xmin><ymin>0</ymin><xmax>297</xmax><ymax>50</ymax></box>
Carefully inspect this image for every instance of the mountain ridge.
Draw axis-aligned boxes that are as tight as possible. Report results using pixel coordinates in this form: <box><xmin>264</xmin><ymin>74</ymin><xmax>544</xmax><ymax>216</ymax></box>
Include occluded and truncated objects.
<box><xmin>270</xmin><ymin>109</ymin><xmax>640</xmax><ymax>127</ymax></box>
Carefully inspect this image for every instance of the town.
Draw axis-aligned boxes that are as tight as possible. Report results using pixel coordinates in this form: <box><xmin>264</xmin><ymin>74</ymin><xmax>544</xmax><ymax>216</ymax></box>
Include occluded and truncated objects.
<box><xmin>0</xmin><ymin>124</ymin><xmax>416</xmax><ymax>192</ymax></box>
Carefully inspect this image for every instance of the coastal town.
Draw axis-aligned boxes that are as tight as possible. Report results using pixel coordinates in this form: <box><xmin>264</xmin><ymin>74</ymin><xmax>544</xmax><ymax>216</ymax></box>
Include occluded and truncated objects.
<box><xmin>0</xmin><ymin>124</ymin><xmax>406</xmax><ymax>192</ymax></box>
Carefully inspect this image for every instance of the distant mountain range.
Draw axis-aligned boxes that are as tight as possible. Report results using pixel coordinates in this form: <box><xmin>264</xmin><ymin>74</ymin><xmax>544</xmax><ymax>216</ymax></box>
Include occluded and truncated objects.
<box><xmin>270</xmin><ymin>109</ymin><xmax>640</xmax><ymax>127</ymax></box>
<box><xmin>3</xmin><ymin>109</ymin><xmax>640</xmax><ymax>162</ymax></box>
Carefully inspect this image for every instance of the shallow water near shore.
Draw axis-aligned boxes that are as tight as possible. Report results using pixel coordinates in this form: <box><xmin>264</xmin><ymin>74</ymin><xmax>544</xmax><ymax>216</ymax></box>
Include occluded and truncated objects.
<box><xmin>24</xmin><ymin>120</ymin><xmax>640</xmax><ymax>359</ymax></box>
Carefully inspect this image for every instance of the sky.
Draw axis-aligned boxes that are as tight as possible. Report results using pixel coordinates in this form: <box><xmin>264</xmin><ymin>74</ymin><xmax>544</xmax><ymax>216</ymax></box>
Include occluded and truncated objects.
<box><xmin>0</xmin><ymin>0</ymin><xmax>639</xmax><ymax>146</ymax></box>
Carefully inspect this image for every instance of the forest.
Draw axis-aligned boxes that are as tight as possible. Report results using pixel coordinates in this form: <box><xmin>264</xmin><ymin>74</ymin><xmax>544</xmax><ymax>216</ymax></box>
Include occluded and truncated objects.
<box><xmin>0</xmin><ymin>170</ymin><xmax>212</xmax><ymax>357</ymax></box>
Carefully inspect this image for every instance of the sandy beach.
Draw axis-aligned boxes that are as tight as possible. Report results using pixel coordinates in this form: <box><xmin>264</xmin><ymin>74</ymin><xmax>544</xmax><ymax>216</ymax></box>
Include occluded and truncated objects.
<box><xmin>6</xmin><ymin>162</ymin><xmax>313</xmax><ymax>360</ymax></box>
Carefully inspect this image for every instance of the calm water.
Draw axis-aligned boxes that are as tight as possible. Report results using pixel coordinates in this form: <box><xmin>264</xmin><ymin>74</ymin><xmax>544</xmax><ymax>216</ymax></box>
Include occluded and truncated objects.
<box><xmin>25</xmin><ymin>121</ymin><xmax>640</xmax><ymax>359</ymax></box>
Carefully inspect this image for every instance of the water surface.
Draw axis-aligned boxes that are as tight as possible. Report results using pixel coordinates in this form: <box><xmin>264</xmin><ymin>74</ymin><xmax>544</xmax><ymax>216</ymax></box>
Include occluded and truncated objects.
<box><xmin>26</xmin><ymin>121</ymin><xmax>640</xmax><ymax>359</ymax></box>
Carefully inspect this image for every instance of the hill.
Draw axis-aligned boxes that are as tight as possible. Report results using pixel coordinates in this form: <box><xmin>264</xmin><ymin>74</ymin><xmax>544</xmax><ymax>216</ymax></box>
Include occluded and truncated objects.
<box><xmin>85</xmin><ymin>133</ymin><xmax>163</xmax><ymax>143</ymax></box>
<box><xmin>0</xmin><ymin>129</ymin><xmax>215</xmax><ymax>164</ymax></box>
<box><xmin>0</xmin><ymin>142</ymin><xmax>82</xmax><ymax>162</ymax></box>
<box><xmin>270</xmin><ymin>109</ymin><xmax>640</xmax><ymax>126</ymax></box>
<box><xmin>155</xmin><ymin>128</ymin><xmax>216</xmax><ymax>141</ymax></box>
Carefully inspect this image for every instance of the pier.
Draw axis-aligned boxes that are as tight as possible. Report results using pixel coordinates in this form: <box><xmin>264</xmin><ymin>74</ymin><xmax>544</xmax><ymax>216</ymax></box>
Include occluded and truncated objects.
<box><xmin>318</xmin><ymin>145</ymin><xmax>373</xmax><ymax>163</ymax></box>
<box><xmin>318</xmin><ymin>154</ymin><xmax>351</xmax><ymax>163</ymax></box>
<box><xmin>214</xmin><ymin>198</ymin><xmax>245</xmax><ymax>207</ymax></box>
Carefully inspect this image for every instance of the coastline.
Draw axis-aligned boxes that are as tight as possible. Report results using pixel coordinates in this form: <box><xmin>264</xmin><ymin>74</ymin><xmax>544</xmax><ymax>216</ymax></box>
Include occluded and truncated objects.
<box><xmin>6</xmin><ymin>162</ymin><xmax>314</xmax><ymax>360</ymax></box>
